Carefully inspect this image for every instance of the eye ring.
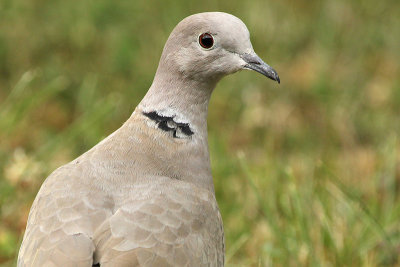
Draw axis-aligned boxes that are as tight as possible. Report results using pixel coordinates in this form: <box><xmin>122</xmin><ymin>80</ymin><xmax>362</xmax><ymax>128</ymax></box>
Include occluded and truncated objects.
<box><xmin>198</xmin><ymin>33</ymin><xmax>214</xmax><ymax>49</ymax></box>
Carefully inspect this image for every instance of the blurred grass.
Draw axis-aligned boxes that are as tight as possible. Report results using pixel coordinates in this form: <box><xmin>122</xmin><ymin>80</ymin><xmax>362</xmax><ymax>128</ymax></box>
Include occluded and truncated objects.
<box><xmin>0</xmin><ymin>0</ymin><xmax>400</xmax><ymax>266</ymax></box>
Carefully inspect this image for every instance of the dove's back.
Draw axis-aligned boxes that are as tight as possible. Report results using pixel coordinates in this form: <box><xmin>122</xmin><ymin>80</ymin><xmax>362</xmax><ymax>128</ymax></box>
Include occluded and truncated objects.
<box><xmin>18</xmin><ymin>112</ymin><xmax>224</xmax><ymax>267</ymax></box>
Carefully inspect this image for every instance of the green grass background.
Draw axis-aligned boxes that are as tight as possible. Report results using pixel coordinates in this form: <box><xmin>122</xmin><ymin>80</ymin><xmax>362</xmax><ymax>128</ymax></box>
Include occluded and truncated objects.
<box><xmin>1</xmin><ymin>0</ymin><xmax>400</xmax><ymax>266</ymax></box>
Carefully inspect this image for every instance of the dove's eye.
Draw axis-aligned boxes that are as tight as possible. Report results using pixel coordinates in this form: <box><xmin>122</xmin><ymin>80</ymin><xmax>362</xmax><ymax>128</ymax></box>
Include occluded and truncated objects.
<box><xmin>199</xmin><ymin>33</ymin><xmax>214</xmax><ymax>49</ymax></box>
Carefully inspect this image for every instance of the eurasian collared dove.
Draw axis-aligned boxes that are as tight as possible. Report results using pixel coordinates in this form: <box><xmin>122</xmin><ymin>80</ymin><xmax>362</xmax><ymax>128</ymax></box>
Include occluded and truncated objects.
<box><xmin>18</xmin><ymin>12</ymin><xmax>280</xmax><ymax>267</ymax></box>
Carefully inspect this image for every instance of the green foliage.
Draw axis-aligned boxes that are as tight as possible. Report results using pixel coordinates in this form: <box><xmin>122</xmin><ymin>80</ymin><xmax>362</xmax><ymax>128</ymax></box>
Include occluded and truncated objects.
<box><xmin>1</xmin><ymin>0</ymin><xmax>399</xmax><ymax>266</ymax></box>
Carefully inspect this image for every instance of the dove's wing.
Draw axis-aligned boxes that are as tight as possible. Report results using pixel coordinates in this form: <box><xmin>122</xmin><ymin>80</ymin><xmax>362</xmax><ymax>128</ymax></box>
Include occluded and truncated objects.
<box><xmin>94</xmin><ymin>180</ymin><xmax>224</xmax><ymax>267</ymax></box>
<box><xmin>18</xmin><ymin>165</ymin><xmax>114</xmax><ymax>267</ymax></box>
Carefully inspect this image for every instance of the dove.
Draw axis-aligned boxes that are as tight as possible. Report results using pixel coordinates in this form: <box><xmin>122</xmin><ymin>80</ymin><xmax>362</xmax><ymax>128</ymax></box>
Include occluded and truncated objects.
<box><xmin>18</xmin><ymin>12</ymin><xmax>279</xmax><ymax>267</ymax></box>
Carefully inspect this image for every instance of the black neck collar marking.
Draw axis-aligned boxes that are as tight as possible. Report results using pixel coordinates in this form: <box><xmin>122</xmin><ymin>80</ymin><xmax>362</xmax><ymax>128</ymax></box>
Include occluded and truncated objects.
<box><xmin>143</xmin><ymin>111</ymin><xmax>194</xmax><ymax>138</ymax></box>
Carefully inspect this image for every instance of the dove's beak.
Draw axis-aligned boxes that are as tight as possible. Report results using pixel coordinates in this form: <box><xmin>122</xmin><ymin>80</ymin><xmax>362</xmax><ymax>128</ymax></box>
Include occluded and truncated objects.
<box><xmin>241</xmin><ymin>53</ymin><xmax>280</xmax><ymax>84</ymax></box>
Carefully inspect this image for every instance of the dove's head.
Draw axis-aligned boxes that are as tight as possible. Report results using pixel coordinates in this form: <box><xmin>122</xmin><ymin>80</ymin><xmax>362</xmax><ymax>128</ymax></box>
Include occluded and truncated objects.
<box><xmin>157</xmin><ymin>12</ymin><xmax>280</xmax><ymax>84</ymax></box>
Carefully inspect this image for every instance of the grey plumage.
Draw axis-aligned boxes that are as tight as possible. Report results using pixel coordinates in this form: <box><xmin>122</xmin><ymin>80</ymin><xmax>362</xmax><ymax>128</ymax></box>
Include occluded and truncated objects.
<box><xmin>18</xmin><ymin>12</ymin><xmax>279</xmax><ymax>266</ymax></box>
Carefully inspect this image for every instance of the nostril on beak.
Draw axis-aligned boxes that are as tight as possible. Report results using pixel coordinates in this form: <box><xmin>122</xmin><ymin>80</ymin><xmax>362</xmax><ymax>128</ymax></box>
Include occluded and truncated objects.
<box><xmin>241</xmin><ymin>53</ymin><xmax>280</xmax><ymax>84</ymax></box>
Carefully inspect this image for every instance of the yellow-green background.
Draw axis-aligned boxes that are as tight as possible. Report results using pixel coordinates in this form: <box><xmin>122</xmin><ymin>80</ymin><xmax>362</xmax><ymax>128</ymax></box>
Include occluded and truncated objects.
<box><xmin>1</xmin><ymin>0</ymin><xmax>399</xmax><ymax>266</ymax></box>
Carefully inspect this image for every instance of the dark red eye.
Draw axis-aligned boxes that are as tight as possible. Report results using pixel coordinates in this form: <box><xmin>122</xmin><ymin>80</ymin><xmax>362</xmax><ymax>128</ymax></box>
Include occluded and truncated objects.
<box><xmin>199</xmin><ymin>33</ymin><xmax>214</xmax><ymax>49</ymax></box>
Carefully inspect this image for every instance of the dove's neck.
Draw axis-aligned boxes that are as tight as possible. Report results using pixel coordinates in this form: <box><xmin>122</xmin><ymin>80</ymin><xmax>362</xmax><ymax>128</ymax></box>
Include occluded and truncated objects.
<box><xmin>138</xmin><ymin>72</ymin><xmax>217</xmax><ymax>136</ymax></box>
<box><xmin>130</xmin><ymin>70</ymin><xmax>217</xmax><ymax>192</ymax></box>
